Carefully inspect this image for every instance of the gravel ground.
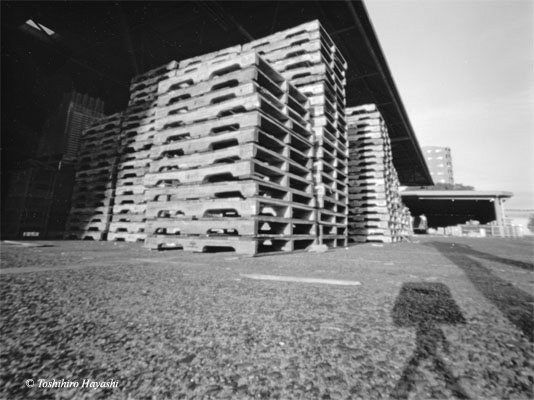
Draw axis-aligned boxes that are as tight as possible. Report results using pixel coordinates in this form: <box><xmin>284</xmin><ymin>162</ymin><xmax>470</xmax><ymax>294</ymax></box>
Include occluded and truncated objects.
<box><xmin>1</xmin><ymin>236</ymin><xmax>533</xmax><ymax>400</ymax></box>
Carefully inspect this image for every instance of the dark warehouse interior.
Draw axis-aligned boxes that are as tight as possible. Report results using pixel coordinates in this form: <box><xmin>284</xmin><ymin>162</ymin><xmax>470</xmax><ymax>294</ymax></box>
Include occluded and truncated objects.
<box><xmin>1</xmin><ymin>1</ymin><xmax>432</xmax><ymax>193</ymax></box>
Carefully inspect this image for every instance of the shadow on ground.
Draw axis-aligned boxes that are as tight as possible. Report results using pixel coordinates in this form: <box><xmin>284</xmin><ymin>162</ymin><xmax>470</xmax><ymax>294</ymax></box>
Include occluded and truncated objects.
<box><xmin>427</xmin><ymin>241</ymin><xmax>534</xmax><ymax>342</ymax></box>
<box><xmin>390</xmin><ymin>282</ymin><xmax>471</xmax><ymax>399</ymax></box>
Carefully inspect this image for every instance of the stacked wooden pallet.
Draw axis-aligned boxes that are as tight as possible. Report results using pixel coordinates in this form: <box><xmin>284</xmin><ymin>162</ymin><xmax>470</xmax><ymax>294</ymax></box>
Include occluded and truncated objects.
<box><xmin>65</xmin><ymin>113</ymin><xmax>123</xmax><ymax>240</ymax></box>
<box><xmin>143</xmin><ymin>51</ymin><xmax>317</xmax><ymax>255</ymax></box>
<box><xmin>346</xmin><ymin>104</ymin><xmax>411</xmax><ymax>243</ymax></box>
<box><xmin>107</xmin><ymin>62</ymin><xmax>177</xmax><ymax>242</ymax></box>
<box><xmin>242</xmin><ymin>20</ymin><xmax>349</xmax><ymax>249</ymax></box>
<box><xmin>65</xmin><ymin>21</ymin><xmax>355</xmax><ymax>253</ymax></box>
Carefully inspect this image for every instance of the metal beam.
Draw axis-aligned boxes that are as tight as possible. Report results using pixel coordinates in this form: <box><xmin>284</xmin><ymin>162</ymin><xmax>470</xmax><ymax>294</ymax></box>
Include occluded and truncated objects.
<box><xmin>390</xmin><ymin>136</ymin><xmax>411</xmax><ymax>143</ymax></box>
<box><xmin>347</xmin><ymin>71</ymin><xmax>381</xmax><ymax>83</ymax></box>
<box><xmin>207</xmin><ymin>1</ymin><xmax>255</xmax><ymax>41</ymax></box>
<box><xmin>330</xmin><ymin>25</ymin><xmax>358</xmax><ymax>36</ymax></box>
<box><xmin>270</xmin><ymin>0</ymin><xmax>281</xmax><ymax>34</ymax></box>
<box><xmin>116</xmin><ymin>4</ymin><xmax>140</xmax><ymax>76</ymax></box>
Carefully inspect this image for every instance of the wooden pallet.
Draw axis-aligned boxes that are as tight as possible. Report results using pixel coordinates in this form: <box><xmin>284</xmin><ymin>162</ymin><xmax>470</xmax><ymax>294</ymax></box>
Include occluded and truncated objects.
<box><xmin>65</xmin><ymin>231</ymin><xmax>106</xmax><ymax>241</ymax></box>
<box><xmin>156</xmin><ymin>81</ymin><xmax>286</xmax><ymax>122</ymax></box>
<box><xmin>146</xmin><ymin>216</ymin><xmax>315</xmax><ymax>237</ymax></box>
<box><xmin>144</xmin><ymin>179</ymin><xmax>315</xmax><ymax>206</ymax></box>
<box><xmin>149</xmin><ymin>142</ymin><xmax>311</xmax><ymax>180</ymax></box>
<box><xmin>349</xmin><ymin>199</ymin><xmax>388</xmax><ymax>208</ymax></box>
<box><xmin>131</xmin><ymin>60</ymin><xmax>178</xmax><ymax>86</ymax></box>
<box><xmin>159</xmin><ymin>65</ymin><xmax>286</xmax><ymax>107</ymax></box>
<box><xmin>78</xmin><ymin>148</ymin><xmax>118</xmax><ymax>164</ymax></box>
<box><xmin>114</xmin><ymin>193</ymin><xmax>146</xmax><ymax>205</ymax></box>
<box><xmin>243</xmin><ymin>20</ymin><xmax>322</xmax><ymax>51</ymax></box>
<box><xmin>143</xmin><ymin>156</ymin><xmax>314</xmax><ymax>194</ymax></box>
<box><xmin>118</xmin><ymin>159</ymin><xmax>151</xmax><ymax>172</ymax></box>
<box><xmin>150</xmin><ymin>127</ymin><xmax>311</xmax><ymax>164</ymax></box>
<box><xmin>121</xmin><ymin>123</ymin><xmax>155</xmax><ymax>139</ymax></box>
<box><xmin>348</xmin><ymin>137</ymin><xmax>388</xmax><ymax>148</ymax></box>
<box><xmin>112</xmin><ymin>204</ymin><xmax>146</xmax><ymax>215</ymax></box>
<box><xmin>271</xmin><ymin>51</ymin><xmax>326</xmax><ymax>73</ymax></box>
<box><xmin>82</xmin><ymin>112</ymin><xmax>123</xmax><ymax>134</ymax></box>
<box><xmin>145</xmin><ymin>234</ymin><xmax>316</xmax><ymax>255</ymax></box>
<box><xmin>128</xmin><ymin>90</ymin><xmax>158</xmax><ymax>108</ymax></box>
<box><xmin>109</xmin><ymin>221</ymin><xmax>146</xmax><ymax>233</ymax></box>
<box><xmin>179</xmin><ymin>44</ymin><xmax>243</xmax><ymax>70</ymax></box>
<box><xmin>110</xmin><ymin>213</ymin><xmax>146</xmax><ymax>223</ymax></box>
<box><xmin>348</xmin><ymin>235</ymin><xmax>394</xmax><ymax>244</ymax></box>
<box><xmin>349</xmin><ymin>220</ymin><xmax>391</xmax><ymax>229</ymax></box>
<box><xmin>145</xmin><ymin>195</ymin><xmax>315</xmax><ymax>220</ymax></box>
<box><xmin>261</xmin><ymin>39</ymin><xmax>334</xmax><ymax>65</ymax></box>
<box><xmin>79</xmin><ymin>141</ymin><xmax>119</xmax><ymax>156</ymax></box>
<box><xmin>154</xmin><ymin>110</ymin><xmax>312</xmax><ymax>147</ymax></box>
<box><xmin>155</xmin><ymin>92</ymin><xmax>288</xmax><ymax>131</ymax></box>
<box><xmin>321</xmin><ymin>235</ymin><xmax>348</xmax><ymax>248</ymax></box>
<box><xmin>107</xmin><ymin>232</ymin><xmax>146</xmax><ymax>243</ymax></box>
<box><xmin>160</xmin><ymin>51</ymin><xmax>264</xmax><ymax>93</ymax></box>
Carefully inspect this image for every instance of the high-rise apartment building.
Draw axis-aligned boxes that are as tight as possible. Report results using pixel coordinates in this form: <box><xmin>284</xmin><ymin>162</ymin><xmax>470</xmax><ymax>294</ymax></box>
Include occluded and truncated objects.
<box><xmin>423</xmin><ymin>146</ymin><xmax>454</xmax><ymax>185</ymax></box>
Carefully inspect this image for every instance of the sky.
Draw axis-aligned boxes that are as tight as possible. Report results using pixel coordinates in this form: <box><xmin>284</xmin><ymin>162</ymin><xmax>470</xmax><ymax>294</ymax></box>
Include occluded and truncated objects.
<box><xmin>364</xmin><ymin>0</ymin><xmax>534</xmax><ymax>209</ymax></box>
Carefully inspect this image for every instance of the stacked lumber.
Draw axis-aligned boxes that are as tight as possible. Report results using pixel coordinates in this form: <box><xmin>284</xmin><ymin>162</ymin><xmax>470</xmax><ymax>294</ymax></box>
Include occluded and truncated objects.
<box><xmin>143</xmin><ymin>50</ymin><xmax>317</xmax><ymax>255</ymax></box>
<box><xmin>108</xmin><ymin>61</ymin><xmax>177</xmax><ymax>242</ymax></box>
<box><xmin>242</xmin><ymin>20</ymin><xmax>349</xmax><ymax>249</ymax></box>
<box><xmin>346</xmin><ymin>104</ymin><xmax>411</xmax><ymax>243</ymax></box>
<box><xmin>65</xmin><ymin>113</ymin><xmax>123</xmax><ymax>240</ymax></box>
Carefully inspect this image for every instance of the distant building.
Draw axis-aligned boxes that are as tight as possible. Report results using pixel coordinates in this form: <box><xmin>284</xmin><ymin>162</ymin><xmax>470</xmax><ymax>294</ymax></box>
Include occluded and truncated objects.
<box><xmin>423</xmin><ymin>146</ymin><xmax>454</xmax><ymax>185</ymax></box>
<box><xmin>37</xmin><ymin>91</ymin><xmax>105</xmax><ymax>161</ymax></box>
<box><xmin>1</xmin><ymin>91</ymin><xmax>104</xmax><ymax>239</ymax></box>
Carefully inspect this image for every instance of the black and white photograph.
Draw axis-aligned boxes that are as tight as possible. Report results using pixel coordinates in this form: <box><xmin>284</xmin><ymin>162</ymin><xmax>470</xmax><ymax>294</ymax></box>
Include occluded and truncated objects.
<box><xmin>1</xmin><ymin>1</ymin><xmax>533</xmax><ymax>399</ymax></box>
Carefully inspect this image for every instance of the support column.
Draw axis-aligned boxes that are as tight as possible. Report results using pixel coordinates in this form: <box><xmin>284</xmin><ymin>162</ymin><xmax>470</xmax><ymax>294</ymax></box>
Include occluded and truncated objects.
<box><xmin>494</xmin><ymin>197</ymin><xmax>505</xmax><ymax>237</ymax></box>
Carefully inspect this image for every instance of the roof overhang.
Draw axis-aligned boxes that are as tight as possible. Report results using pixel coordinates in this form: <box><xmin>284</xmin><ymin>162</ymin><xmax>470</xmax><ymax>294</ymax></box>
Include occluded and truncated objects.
<box><xmin>401</xmin><ymin>190</ymin><xmax>514</xmax><ymax>200</ymax></box>
<box><xmin>2</xmin><ymin>1</ymin><xmax>432</xmax><ymax>185</ymax></box>
<box><xmin>401</xmin><ymin>190</ymin><xmax>513</xmax><ymax>226</ymax></box>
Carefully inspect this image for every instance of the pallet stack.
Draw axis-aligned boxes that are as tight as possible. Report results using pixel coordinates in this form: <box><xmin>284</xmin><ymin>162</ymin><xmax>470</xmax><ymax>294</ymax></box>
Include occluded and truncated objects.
<box><xmin>346</xmin><ymin>104</ymin><xmax>411</xmax><ymax>243</ymax></box>
<box><xmin>107</xmin><ymin>62</ymin><xmax>177</xmax><ymax>242</ymax></box>
<box><xmin>143</xmin><ymin>50</ymin><xmax>317</xmax><ymax>255</ymax></box>
<box><xmin>65</xmin><ymin>113</ymin><xmax>123</xmax><ymax>240</ymax></box>
<box><xmin>241</xmin><ymin>20</ymin><xmax>349</xmax><ymax>249</ymax></box>
<box><xmin>64</xmin><ymin>21</ymin><xmax>372</xmax><ymax>253</ymax></box>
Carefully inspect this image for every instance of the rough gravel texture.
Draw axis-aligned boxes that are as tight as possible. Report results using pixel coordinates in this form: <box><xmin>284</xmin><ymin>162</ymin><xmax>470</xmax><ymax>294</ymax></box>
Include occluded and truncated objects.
<box><xmin>1</xmin><ymin>237</ymin><xmax>533</xmax><ymax>400</ymax></box>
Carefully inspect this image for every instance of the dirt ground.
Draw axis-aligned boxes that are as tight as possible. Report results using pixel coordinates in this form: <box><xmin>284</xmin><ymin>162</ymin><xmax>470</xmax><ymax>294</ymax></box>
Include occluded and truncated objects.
<box><xmin>1</xmin><ymin>236</ymin><xmax>533</xmax><ymax>399</ymax></box>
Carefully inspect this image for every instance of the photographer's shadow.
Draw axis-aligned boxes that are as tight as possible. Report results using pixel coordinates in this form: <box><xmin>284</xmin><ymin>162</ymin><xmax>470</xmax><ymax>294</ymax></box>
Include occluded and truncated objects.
<box><xmin>391</xmin><ymin>282</ymin><xmax>471</xmax><ymax>399</ymax></box>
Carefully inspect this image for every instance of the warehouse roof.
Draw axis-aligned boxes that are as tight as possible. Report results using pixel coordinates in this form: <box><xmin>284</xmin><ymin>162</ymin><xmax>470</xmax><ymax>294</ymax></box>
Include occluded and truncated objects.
<box><xmin>401</xmin><ymin>190</ymin><xmax>513</xmax><ymax>200</ymax></box>
<box><xmin>2</xmin><ymin>1</ymin><xmax>432</xmax><ymax>185</ymax></box>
